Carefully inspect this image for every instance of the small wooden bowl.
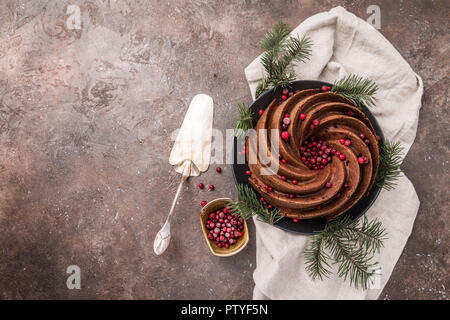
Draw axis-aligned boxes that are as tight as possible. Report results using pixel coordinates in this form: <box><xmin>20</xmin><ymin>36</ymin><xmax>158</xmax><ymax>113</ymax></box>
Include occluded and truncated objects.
<box><xmin>200</xmin><ymin>198</ymin><xmax>249</xmax><ymax>257</ymax></box>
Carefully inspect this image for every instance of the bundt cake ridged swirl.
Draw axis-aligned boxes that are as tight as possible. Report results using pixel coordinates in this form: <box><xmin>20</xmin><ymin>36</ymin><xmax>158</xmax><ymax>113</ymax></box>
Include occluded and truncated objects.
<box><xmin>246</xmin><ymin>89</ymin><xmax>380</xmax><ymax>220</ymax></box>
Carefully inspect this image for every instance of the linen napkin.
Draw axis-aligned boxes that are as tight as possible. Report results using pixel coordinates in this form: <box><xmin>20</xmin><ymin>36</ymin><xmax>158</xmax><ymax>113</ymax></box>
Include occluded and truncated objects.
<box><xmin>244</xmin><ymin>6</ymin><xmax>423</xmax><ymax>300</ymax></box>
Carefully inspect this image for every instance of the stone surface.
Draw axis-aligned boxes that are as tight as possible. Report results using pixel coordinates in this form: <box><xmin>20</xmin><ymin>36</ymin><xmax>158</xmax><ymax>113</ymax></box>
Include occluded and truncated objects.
<box><xmin>0</xmin><ymin>0</ymin><xmax>448</xmax><ymax>299</ymax></box>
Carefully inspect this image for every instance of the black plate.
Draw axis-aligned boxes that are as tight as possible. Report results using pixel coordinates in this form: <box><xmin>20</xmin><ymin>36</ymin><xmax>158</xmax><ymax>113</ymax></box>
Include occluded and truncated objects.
<box><xmin>231</xmin><ymin>80</ymin><xmax>384</xmax><ymax>235</ymax></box>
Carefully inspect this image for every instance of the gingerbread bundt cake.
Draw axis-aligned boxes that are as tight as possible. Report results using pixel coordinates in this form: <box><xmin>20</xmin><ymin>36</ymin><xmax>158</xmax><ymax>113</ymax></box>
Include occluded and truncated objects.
<box><xmin>246</xmin><ymin>89</ymin><xmax>380</xmax><ymax>220</ymax></box>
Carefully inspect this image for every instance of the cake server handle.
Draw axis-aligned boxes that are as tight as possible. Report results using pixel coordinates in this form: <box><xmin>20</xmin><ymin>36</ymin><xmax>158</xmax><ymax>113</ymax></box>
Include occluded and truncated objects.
<box><xmin>153</xmin><ymin>160</ymin><xmax>191</xmax><ymax>255</ymax></box>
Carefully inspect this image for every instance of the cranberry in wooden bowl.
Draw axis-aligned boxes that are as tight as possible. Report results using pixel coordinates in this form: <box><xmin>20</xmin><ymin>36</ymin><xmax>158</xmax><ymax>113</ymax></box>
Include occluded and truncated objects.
<box><xmin>200</xmin><ymin>198</ymin><xmax>249</xmax><ymax>257</ymax></box>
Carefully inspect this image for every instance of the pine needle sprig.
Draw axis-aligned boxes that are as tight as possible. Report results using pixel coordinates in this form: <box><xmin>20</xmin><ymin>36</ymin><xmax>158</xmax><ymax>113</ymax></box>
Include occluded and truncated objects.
<box><xmin>341</xmin><ymin>216</ymin><xmax>387</xmax><ymax>254</ymax></box>
<box><xmin>327</xmin><ymin>233</ymin><xmax>378</xmax><ymax>289</ymax></box>
<box><xmin>255</xmin><ymin>78</ymin><xmax>270</xmax><ymax>99</ymax></box>
<box><xmin>277</xmin><ymin>36</ymin><xmax>313</xmax><ymax>73</ymax></box>
<box><xmin>228</xmin><ymin>184</ymin><xmax>283</xmax><ymax>225</ymax></box>
<box><xmin>256</xmin><ymin>21</ymin><xmax>312</xmax><ymax>98</ymax></box>
<box><xmin>233</xmin><ymin>103</ymin><xmax>253</xmax><ymax>138</ymax></box>
<box><xmin>331</xmin><ymin>74</ymin><xmax>378</xmax><ymax>109</ymax></box>
<box><xmin>304</xmin><ymin>233</ymin><xmax>332</xmax><ymax>280</ymax></box>
<box><xmin>305</xmin><ymin>216</ymin><xmax>387</xmax><ymax>289</ymax></box>
<box><xmin>375</xmin><ymin>140</ymin><xmax>404</xmax><ymax>190</ymax></box>
<box><xmin>260</xmin><ymin>21</ymin><xmax>291</xmax><ymax>52</ymax></box>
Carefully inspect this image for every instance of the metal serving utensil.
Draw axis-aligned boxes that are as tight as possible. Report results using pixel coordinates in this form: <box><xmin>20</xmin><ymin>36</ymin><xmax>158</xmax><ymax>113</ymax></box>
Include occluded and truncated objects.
<box><xmin>153</xmin><ymin>94</ymin><xmax>214</xmax><ymax>255</ymax></box>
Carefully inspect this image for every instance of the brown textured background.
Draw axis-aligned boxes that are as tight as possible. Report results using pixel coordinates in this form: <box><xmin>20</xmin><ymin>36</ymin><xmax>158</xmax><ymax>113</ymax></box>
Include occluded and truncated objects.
<box><xmin>0</xmin><ymin>0</ymin><xmax>448</xmax><ymax>299</ymax></box>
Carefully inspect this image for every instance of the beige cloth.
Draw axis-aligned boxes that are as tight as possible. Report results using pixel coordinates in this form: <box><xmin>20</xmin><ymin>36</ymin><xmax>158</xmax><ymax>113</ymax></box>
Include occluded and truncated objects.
<box><xmin>244</xmin><ymin>6</ymin><xmax>423</xmax><ymax>300</ymax></box>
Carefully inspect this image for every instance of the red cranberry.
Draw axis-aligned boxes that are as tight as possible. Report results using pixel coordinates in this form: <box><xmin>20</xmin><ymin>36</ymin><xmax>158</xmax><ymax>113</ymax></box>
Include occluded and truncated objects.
<box><xmin>209</xmin><ymin>184</ymin><xmax>215</xmax><ymax>190</ymax></box>
<box><xmin>282</xmin><ymin>88</ymin><xmax>289</xmax><ymax>95</ymax></box>
<box><xmin>339</xmin><ymin>154</ymin><xmax>346</xmax><ymax>161</ymax></box>
<box><xmin>245</xmin><ymin>170</ymin><xmax>251</xmax><ymax>176</ymax></box>
<box><xmin>359</xmin><ymin>133</ymin><xmax>365</xmax><ymax>139</ymax></box>
<box><xmin>293</xmin><ymin>218</ymin><xmax>299</xmax><ymax>223</ymax></box>
<box><xmin>365</xmin><ymin>139</ymin><xmax>370</xmax><ymax>145</ymax></box>
<box><xmin>216</xmin><ymin>167</ymin><xmax>222</xmax><ymax>173</ymax></box>
<box><xmin>321</xmin><ymin>85</ymin><xmax>329</xmax><ymax>92</ymax></box>
<box><xmin>326</xmin><ymin>182</ymin><xmax>332</xmax><ymax>188</ymax></box>
<box><xmin>281</xmin><ymin>176</ymin><xmax>287</xmax><ymax>181</ymax></box>
<box><xmin>339</xmin><ymin>138</ymin><xmax>345</xmax><ymax>144</ymax></box>
<box><xmin>358</xmin><ymin>157</ymin><xmax>365</xmax><ymax>164</ymax></box>
<box><xmin>201</xmin><ymin>201</ymin><xmax>207</xmax><ymax>207</ymax></box>
<box><xmin>299</xmin><ymin>113</ymin><xmax>307</xmax><ymax>120</ymax></box>
<box><xmin>312</xmin><ymin>119</ymin><xmax>320</xmax><ymax>126</ymax></box>
<box><xmin>260</xmin><ymin>197</ymin><xmax>265</xmax><ymax>202</ymax></box>
<box><xmin>198</xmin><ymin>183</ymin><xmax>205</xmax><ymax>189</ymax></box>
<box><xmin>281</xmin><ymin>131</ymin><xmax>289</xmax><ymax>140</ymax></box>
<box><xmin>209</xmin><ymin>213</ymin><xmax>215</xmax><ymax>219</ymax></box>
<box><xmin>268</xmin><ymin>204</ymin><xmax>272</xmax><ymax>209</ymax></box>
<box><xmin>281</xmin><ymin>159</ymin><xmax>287</xmax><ymax>164</ymax></box>
<box><xmin>292</xmin><ymin>180</ymin><xmax>298</xmax><ymax>185</ymax></box>
<box><xmin>344</xmin><ymin>139</ymin><xmax>351</xmax><ymax>146</ymax></box>
<box><xmin>347</xmin><ymin>110</ymin><xmax>354</xmax><ymax>116</ymax></box>
<box><xmin>258</xmin><ymin>109</ymin><xmax>264</xmax><ymax>115</ymax></box>
<box><xmin>281</xmin><ymin>95</ymin><xmax>287</xmax><ymax>100</ymax></box>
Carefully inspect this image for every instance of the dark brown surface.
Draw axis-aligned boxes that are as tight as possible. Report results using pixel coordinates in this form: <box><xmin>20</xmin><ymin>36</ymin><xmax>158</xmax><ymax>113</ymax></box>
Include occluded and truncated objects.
<box><xmin>0</xmin><ymin>0</ymin><xmax>448</xmax><ymax>299</ymax></box>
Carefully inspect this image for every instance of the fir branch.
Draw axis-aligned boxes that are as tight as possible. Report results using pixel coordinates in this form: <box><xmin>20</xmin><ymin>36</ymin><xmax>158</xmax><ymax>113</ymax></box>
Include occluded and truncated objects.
<box><xmin>331</xmin><ymin>74</ymin><xmax>378</xmax><ymax>109</ymax></box>
<box><xmin>255</xmin><ymin>21</ymin><xmax>312</xmax><ymax>98</ymax></box>
<box><xmin>276</xmin><ymin>36</ymin><xmax>313</xmax><ymax>73</ymax></box>
<box><xmin>260</xmin><ymin>21</ymin><xmax>291</xmax><ymax>52</ymax></box>
<box><xmin>233</xmin><ymin>103</ymin><xmax>253</xmax><ymax>138</ymax></box>
<box><xmin>375</xmin><ymin>140</ymin><xmax>404</xmax><ymax>190</ymax></box>
<box><xmin>342</xmin><ymin>216</ymin><xmax>387</xmax><ymax>254</ymax></box>
<box><xmin>305</xmin><ymin>216</ymin><xmax>387</xmax><ymax>289</ymax></box>
<box><xmin>255</xmin><ymin>78</ymin><xmax>270</xmax><ymax>99</ymax></box>
<box><xmin>304</xmin><ymin>233</ymin><xmax>332</xmax><ymax>280</ymax></box>
<box><xmin>326</xmin><ymin>232</ymin><xmax>378</xmax><ymax>289</ymax></box>
<box><xmin>228</xmin><ymin>184</ymin><xmax>283</xmax><ymax>225</ymax></box>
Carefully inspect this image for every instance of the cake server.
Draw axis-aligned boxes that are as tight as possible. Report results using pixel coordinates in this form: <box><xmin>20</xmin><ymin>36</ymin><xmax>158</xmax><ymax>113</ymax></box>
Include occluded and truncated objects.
<box><xmin>153</xmin><ymin>94</ymin><xmax>214</xmax><ymax>255</ymax></box>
